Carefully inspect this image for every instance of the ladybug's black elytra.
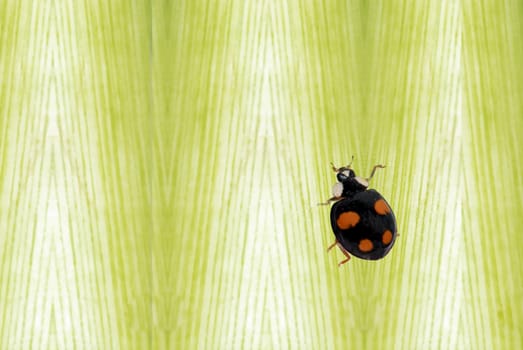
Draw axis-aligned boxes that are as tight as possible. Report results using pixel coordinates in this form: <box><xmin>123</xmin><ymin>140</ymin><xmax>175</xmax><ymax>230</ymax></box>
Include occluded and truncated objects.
<box><xmin>322</xmin><ymin>159</ymin><xmax>398</xmax><ymax>266</ymax></box>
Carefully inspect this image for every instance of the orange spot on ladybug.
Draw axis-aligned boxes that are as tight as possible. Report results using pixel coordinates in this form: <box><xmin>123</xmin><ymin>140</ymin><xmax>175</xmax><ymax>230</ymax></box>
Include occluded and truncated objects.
<box><xmin>336</xmin><ymin>211</ymin><xmax>360</xmax><ymax>230</ymax></box>
<box><xmin>358</xmin><ymin>239</ymin><xmax>374</xmax><ymax>252</ymax></box>
<box><xmin>382</xmin><ymin>230</ymin><xmax>393</xmax><ymax>245</ymax></box>
<box><xmin>374</xmin><ymin>199</ymin><xmax>391</xmax><ymax>215</ymax></box>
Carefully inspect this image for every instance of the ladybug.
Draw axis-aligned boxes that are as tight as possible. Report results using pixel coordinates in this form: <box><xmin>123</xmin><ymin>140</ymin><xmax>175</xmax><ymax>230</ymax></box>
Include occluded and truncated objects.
<box><xmin>322</xmin><ymin>158</ymin><xmax>397</xmax><ymax>266</ymax></box>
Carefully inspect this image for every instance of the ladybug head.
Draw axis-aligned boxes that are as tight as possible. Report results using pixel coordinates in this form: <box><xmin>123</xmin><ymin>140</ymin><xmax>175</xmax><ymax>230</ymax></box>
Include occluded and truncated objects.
<box><xmin>336</xmin><ymin>167</ymin><xmax>355</xmax><ymax>182</ymax></box>
<box><xmin>332</xmin><ymin>167</ymin><xmax>369</xmax><ymax>198</ymax></box>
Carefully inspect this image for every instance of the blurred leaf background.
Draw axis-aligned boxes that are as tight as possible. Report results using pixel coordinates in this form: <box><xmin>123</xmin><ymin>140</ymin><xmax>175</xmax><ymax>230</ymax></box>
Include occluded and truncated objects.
<box><xmin>0</xmin><ymin>0</ymin><xmax>522</xmax><ymax>349</ymax></box>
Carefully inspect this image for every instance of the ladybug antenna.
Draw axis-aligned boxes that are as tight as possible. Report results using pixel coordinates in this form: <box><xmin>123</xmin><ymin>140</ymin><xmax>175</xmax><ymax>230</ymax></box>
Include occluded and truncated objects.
<box><xmin>366</xmin><ymin>164</ymin><xmax>386</xmax><ymax>181</ymax></box>
<box><xmin>347</xmin><ymin>155</ymin><xmax>355</xmax><ymax>168</ymax></box>
<box><xmin>330</xmin><ymin>156</ymin><xmax>355</xmax><ymax>172</ymax></box>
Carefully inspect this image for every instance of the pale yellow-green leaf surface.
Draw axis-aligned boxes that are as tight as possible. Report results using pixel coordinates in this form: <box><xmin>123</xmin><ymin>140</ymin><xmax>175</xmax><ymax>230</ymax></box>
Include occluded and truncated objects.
<box><xmin>0</xmin><ymin>0</ymin><xmax>522</xmax><ymax>349</ymax></box>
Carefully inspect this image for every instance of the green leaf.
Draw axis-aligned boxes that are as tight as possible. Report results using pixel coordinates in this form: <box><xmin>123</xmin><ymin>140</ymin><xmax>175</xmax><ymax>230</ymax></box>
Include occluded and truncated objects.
<box><xmin>1</xmin><ymin>1</ymin><xmax>522</xmax><ymax>349</ymax></box>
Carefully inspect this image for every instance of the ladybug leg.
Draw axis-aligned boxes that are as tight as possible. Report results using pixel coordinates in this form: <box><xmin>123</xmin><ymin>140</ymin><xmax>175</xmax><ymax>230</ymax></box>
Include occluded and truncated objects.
<box><xmin>327</xmin><ymin>240</ymin><xmax>351</xmax><ymax>266</ymax></box>
<box><xmin>366</xmin><ymin>164</ymin><xmax>386</xmax><ymax>181</ymax></box>
<box><xmin>318</xmin><ymin>196</ymin><xmax>342</xmax><ymax>205</ymax></box>
<box><xmin>336</xmin><ymin>243</ymin><xmax>351</xmax><ymax>266</ymax></box>
<box><xmin>327</xmin><ymin>240</ymin><xmax>338</xmax><ymax>251</ymax></box>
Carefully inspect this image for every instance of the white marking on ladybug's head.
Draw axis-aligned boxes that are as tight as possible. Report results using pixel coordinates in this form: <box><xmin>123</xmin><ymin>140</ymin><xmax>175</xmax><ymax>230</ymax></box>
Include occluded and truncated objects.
<box><xmin>354</xmin><ymin>176</ymin><xmax>369</xmax><ymax>188</ymax></box>
<box><xmin>342</xmin><ymin>169</ymin><xmax>351</xmax><ymax>178</ymax></box>
<box><xmin>332</xmin><ymin>182</ymin><xmax>343</xmax><ymax>197</ymax></box>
